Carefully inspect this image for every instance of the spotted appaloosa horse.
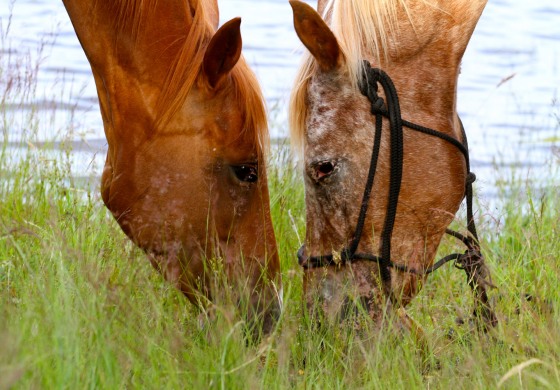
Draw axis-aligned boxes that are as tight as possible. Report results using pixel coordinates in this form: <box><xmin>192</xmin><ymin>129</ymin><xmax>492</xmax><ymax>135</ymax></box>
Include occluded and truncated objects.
<box><xmin>289</xmin><ymin>0</ymin><xmax>494</xmax><ymax>326</ymax></box>
<box><xmin>63</xmin><ymin>0</ymin><xmax>281</xmax><ymax>331</ymax></box>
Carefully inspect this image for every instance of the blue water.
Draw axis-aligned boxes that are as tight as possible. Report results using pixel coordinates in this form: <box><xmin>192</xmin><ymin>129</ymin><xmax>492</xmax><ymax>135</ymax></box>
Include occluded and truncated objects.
<box><xmin>1</xmin><ymin>0</ymin><xmax>559</xmax><ymax>204</ymax></box>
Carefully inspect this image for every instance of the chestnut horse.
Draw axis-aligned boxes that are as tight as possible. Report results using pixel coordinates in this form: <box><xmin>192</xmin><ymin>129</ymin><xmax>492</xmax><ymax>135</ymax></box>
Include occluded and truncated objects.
<box><xmin>63</xmin><ymin>0</ymin><xmax>281</xmax><ymax>331</ymax></box>
<box><xmin>289</xmin><ymin>0</ymin><xmax>495</xmax><ymax>327</ymax></box>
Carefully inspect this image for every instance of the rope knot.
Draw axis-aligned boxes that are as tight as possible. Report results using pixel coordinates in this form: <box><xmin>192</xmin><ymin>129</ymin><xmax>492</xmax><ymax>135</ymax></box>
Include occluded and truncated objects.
<box><xmin>455</xmin><ymin>248</ymin><xmax>496</xmax><ymax>289</ymax></box>
<box><xmin>359</xmin><ymin>61</ymin><xmax>385</xmax><ymax>114</ymax></box>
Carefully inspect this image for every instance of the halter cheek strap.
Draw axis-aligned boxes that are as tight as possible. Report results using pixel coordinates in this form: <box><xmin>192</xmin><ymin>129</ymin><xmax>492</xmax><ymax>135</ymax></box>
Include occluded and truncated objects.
<box><xmin>297</xmin><ymin>61</ymin><xmax>497</xmax><ymax>327</ymax></box>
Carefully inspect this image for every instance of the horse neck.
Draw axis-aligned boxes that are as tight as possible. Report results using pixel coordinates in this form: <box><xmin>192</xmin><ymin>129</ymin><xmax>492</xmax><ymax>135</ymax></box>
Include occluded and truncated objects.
<box><xmin>376</xmin><ymin>56</ymin><xmax>459</xmax><ymax>140</ymax></box>
<box><xmin>374</xmin><ymin>2</ymin><xmax>486</xmax><ymax>156</ymax></box>
<box><xmin>64</xmin><ymin>0</ymin><xmax>206</xmax><ymax>75</ymax></box>
<box><xmin>359</xmin><ymin>0</ymin><xmax>487</xmax><ymax>248</ymax></box>
<box><xmin>63</xmin><ymin>0</ymin><xmax>215</xmax><ymax>147</ymax></box>
<box><xmin>366</xmin><ymin>0</ymin><xmax>487</xmax><ymax>138</ymax></box>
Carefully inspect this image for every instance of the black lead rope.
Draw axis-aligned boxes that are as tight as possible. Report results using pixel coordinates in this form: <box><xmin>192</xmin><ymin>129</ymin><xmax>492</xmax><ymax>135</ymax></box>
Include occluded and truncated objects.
<box><xmin>297</xmin><ymin>61</ymin><xmax>497</xmax><ymax>326</ymax></box>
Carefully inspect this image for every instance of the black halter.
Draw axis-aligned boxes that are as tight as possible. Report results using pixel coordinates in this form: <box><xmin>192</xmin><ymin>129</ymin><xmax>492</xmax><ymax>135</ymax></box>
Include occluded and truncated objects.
<box><xmin>297</xmin><ymin>61</ymin><xmax>497</xmax><ymax>326</ymax></box>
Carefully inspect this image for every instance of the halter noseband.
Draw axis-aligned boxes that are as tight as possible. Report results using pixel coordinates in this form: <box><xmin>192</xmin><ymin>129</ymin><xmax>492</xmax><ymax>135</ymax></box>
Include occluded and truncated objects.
<box><xmin>297</xmin><ymin>61</ymin><xmax>497</xmax><ymax>326</ymax></box>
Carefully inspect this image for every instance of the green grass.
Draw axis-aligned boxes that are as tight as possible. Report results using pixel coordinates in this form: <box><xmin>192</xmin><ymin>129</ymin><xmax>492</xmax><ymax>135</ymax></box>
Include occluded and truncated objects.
<box><xmin>1</xmin><ymin>26</ymin><xmax>560</xmax><ymax>390</ymax></box>
<box><xmin>2</xmin><ymin>125</ymin><xmax>559</xmax><ymax>389</ymax></box>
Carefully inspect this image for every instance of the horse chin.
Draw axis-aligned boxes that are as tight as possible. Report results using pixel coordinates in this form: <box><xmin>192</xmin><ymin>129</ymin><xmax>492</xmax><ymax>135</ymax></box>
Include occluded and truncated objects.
<box><xmin>303</xmin><ymin>262</ymin><xmax>387</xmax><ymax>326</ymax></box>
<box><xmin>194</xmin><ymin>246</ymin><xmax>282</xmax><ymax>334</ymax></box>
<box><xmin>241</xmin><ymin>264</ymin><xmax>283</xmax><ymax>336</ymax></box>
<box><xmin>147</xmin><ymin>247</ymin><xmax>282</xmax><ymax>337</ymax></box>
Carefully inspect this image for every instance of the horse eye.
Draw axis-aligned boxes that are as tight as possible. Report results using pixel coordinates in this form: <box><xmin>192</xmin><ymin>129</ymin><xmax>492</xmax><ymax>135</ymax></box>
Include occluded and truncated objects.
<box><xmin>232</xmin><ymin>164</ymin><xmax>258</xmax><ymax>183</ymax></box>
<box><xmin>318</xmin><ymin>161</ymin><xmax>335</xmax><ymax>176</ymax></box>
<box><xmin>311</xmin><ymin>160</ymin><xmax>337</xmax><ymax>182</ymax></box>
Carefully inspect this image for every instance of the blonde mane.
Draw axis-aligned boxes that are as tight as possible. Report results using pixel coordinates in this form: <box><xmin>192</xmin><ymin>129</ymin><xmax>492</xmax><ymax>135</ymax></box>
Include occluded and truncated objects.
<box><xmin>289</xmin><ymin>0</ymin><xmax>408</xmax><ymax>154</ymax></box>
<box><xmin>101</xmin><ymin>0</ymin><xmax>268</xmax><ymax>152</ymax></box>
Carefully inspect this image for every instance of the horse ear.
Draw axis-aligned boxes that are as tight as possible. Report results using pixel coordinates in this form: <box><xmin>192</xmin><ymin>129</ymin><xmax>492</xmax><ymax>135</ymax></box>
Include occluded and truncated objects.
<box><xmin>203</xmin><ymin>17</ymin><xmax>243</xmax><ymax>89</ymax></box>
<box><xmin>289</xmin><ymin>0</ymin><xmax>340</xmax><ymax>71</ymax></box>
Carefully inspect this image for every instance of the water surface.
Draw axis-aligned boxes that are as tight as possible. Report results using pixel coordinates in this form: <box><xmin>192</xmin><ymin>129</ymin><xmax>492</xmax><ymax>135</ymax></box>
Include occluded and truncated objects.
<box><xmin>1</xmin><ymin>0</ymin><xmax>559</xmax><ymax>204</ymax></box>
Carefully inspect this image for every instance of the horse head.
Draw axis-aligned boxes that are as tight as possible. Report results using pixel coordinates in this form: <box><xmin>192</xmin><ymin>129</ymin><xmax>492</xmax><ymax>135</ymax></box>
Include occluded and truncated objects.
<box><xmin>289</xmin><ymin>0</ymin><xmax>487</xmax><ymax>324</ymax></box>
<box><xmin>63</xmin><ymin>0</ymin><xmax>281</xmax><ymax>332</ymax></box>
